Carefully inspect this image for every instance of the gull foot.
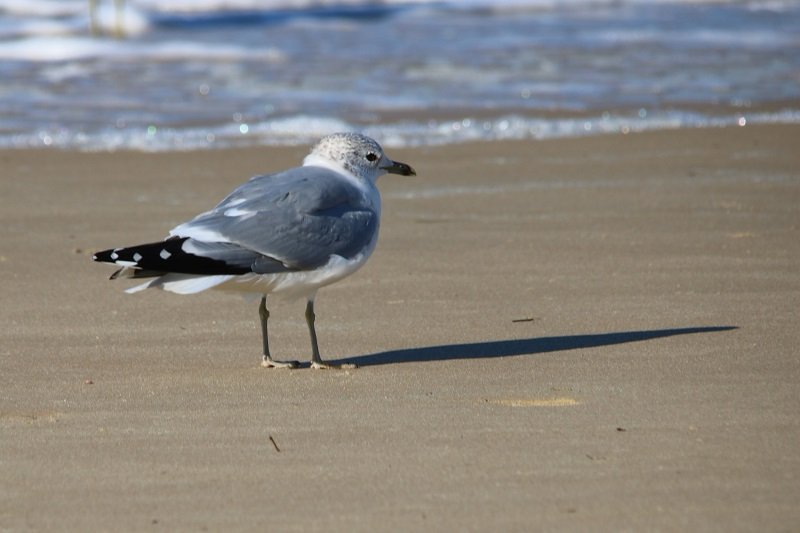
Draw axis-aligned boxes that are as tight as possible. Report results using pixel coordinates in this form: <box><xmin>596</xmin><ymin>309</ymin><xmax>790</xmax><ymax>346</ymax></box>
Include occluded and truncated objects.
<box><xmin>310</xmin><ymin>361</ymin><xmax>358</xmax><ymax>370</ymax></box>
<box><xmin>261</xmin><ymin>357</ymin><xmax>299</xmax><ymax>369</ymax></box>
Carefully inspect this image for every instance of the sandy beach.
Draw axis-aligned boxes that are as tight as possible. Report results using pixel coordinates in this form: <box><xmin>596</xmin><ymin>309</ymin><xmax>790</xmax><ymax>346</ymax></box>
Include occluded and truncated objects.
<box><xmin>1</xmin><ymin>125</ymin><xmax>799</xmax><ymax>530</ymax></box>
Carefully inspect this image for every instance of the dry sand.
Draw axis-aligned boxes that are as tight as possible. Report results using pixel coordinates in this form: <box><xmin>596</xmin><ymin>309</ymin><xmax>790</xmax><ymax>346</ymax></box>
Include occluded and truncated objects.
<box><xmin>1</xmin><ymin>125</ymin><xmax>799</xmax><ymax>531</ymax></box>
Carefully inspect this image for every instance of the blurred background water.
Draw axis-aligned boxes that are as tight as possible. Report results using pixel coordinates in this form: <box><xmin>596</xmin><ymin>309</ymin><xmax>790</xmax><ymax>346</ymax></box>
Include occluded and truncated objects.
<box><xmin>0</xmin><ymin>0</ymin><xmax>798</xmax><ymax>150</ymax></box>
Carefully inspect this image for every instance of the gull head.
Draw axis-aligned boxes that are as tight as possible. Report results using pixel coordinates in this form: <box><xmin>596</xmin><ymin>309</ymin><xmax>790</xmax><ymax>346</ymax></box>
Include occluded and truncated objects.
<box><xmin>304</xmin><ymin>132</ymin><xmax>416</xmax><ymax>182</ymax></box>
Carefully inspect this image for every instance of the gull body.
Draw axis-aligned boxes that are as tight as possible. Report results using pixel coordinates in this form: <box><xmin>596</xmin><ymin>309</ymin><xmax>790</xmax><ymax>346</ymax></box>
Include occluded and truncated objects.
<box><xmin>93</xmin><ymin>133</ymin><xmax>416</xmax><ymax>368</ymax></box>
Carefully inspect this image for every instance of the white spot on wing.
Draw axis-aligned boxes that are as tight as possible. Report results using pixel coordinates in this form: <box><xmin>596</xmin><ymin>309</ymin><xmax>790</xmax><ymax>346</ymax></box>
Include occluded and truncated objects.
<box><xmin>224</xmin><ymin>207</ymin><xmax>254</xmax><ymax>217</ymax></box>
<box><xmin>133</xmin><ymin>253</ymin><xmax>143</xmax><ymax>262</ymax></box>
<box><xmin>169</xmin><ymin>225</ymin><xmax>227</xmax><ymax>243</ymax></box>
<box><xmin>160</xmin><ymin>249</ymin><xmax>172</xmax><ymax>260</ymax></box>
<box><xmin>181</xmin><ymin>240</ymin><xmax>203</xmax><ymax>255</ymax></box>
<box><xmin>110</xmin><ymin>252</ymin><xmax>119</xmax><ymax>260</ymax></box>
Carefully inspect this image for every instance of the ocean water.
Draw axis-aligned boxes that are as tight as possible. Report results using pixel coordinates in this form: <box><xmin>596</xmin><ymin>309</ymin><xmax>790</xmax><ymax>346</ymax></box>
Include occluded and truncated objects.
<box><xmin>0</xmin><ymin>0</ymin><xmax>798</xmax><ymax>150</ymax></box>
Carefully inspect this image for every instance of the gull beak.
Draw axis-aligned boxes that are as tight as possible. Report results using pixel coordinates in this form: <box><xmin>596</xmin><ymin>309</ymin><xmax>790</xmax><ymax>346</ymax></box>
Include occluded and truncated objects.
<box><xmin>382</xmin><ymin>159</ymin><xmax>416</xmax><ymax>176</ymax></box>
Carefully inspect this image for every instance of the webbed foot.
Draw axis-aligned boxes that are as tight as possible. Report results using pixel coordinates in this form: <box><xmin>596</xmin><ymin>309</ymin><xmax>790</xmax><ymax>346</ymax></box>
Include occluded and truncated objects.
<box><xmin>261</xmin><ymin>356</ymin><xmax>300</xmax><ymax>369</ymax></box>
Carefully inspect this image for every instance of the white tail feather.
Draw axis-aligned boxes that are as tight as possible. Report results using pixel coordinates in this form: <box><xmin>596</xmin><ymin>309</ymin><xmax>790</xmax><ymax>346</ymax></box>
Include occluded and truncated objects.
<box><xmin>125</xmin><ymin>274</ymin><xmax>234</xmax><ymax>295</ymax></box>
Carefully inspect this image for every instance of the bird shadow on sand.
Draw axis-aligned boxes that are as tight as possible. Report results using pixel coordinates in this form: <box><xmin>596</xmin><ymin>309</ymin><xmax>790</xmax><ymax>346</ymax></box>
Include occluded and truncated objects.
<box><xmin>331</xmin><ymin>326</ymin><xmax>737</xmax><ymax>367</ymax></box>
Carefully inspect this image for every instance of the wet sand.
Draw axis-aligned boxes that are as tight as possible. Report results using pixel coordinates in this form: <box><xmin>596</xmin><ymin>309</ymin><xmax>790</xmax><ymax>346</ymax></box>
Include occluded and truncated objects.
<box><xmin>1</xmin><ymin>125</ymin><xmax>799</xmax><ymax>530</ymax></box>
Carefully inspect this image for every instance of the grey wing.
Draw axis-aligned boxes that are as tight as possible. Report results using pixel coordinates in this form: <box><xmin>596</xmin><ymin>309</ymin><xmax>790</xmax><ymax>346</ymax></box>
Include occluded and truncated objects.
<box><xmin>169</xmin><ymin>166</ymin><xmax>379</xmax><ymax>271</ymax></box>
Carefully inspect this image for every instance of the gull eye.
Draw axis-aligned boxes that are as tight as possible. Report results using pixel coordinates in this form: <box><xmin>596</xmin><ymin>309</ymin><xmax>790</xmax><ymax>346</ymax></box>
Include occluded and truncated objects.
<box><xmin>365</xmin><ymin>152</ymin><xmax>378</xmax><ymax>162</ymax></box>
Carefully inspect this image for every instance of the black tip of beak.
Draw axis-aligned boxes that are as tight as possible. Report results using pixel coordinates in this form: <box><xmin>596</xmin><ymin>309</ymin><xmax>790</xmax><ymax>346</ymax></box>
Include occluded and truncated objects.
<box><xmin>383</xmin><ymin>160</ymin><xmax>416</xmax><ymax>176</ymax></box>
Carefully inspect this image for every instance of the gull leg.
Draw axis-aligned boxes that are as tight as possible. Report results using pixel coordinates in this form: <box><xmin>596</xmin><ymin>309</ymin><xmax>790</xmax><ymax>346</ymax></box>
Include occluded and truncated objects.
<box><xmin>259</xmin><ymin>295</ymin><xmax>298</xmax><ymax>369</ymax></box>
<box><xmin>306</xmin><ymin>298</ymin><xmax>357</xmax><ymax>370</ymax></box>
<box><xmin>306</xmin><ymin>298</ymin><xmax>327</xmax><ymax>369</ymax></box>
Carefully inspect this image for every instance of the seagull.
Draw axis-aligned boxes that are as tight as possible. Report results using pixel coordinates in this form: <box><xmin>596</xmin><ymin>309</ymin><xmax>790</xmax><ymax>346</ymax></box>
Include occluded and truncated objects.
<box><xmin>93</xmin><ymin>132</ymin><xmax>416</xmax><ymax>369</ymax></box>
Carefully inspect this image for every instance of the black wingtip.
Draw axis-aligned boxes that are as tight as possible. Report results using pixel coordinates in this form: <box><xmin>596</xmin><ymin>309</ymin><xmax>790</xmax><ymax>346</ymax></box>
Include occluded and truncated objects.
<box><xmin>93</xmin><ymin>248</ymin><xmax>116</xmax><ymax>263</ymax></box>
<box><xmin>91</xmin><ymin>238</ymin><xmax>253</xmax><ymax>276</ymax></box>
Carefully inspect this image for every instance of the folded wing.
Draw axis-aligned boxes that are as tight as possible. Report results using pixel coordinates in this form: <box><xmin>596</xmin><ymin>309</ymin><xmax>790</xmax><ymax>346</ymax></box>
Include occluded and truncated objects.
<box><xmin>93</xmin><ymin>166</ymin><xmax>379</xmax><ymax>281</ymax></box>
<box><xmin>169</xmin><ymin>166</ymin><xmax>378</xmax><ymax>270</ymax></box>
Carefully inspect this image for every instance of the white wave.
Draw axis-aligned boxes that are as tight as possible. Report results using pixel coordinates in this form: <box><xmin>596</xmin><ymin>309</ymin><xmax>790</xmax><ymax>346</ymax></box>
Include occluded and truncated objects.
<box><xmin>586</xmin><ymin>28</ymin><xmax>799</xmax><ymax>51</ymax></box>
<box><xmin>0</xmin><ymin>36</ymin><xmax>104</xmax><ymax>61</ymax></box>
<box><xmin>132</xmin><ymin>0</ymin><xmax>456</xmax><ymax>13</ymax></box>
<box><xmin>0</xmin><ymin>35</ymin><xmax>284</xmax><ymax>62</ymax></box>
<box><xmin>0</xmin><ymin>17</ymin><xmax>81</xmax><ymax>39</ymax></box>
<box><xmin>4</xmin><ymin>110</ymin><xmax>799</xmax><ymax>152</ymax></box>
<box><xmin>0</xmin><ymin>0</ymin><xmax>85</xmax><ymax>17</ymax></box>
<box><xmin>249</xmin><ymin>115</ymin><xmax>354</xmax><ymax>139</ymax></box>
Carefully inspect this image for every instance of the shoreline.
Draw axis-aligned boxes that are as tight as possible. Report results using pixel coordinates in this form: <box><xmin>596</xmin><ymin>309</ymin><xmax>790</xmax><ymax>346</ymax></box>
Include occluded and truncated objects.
<box><xmin>4</xmin><ymin>101</ymin><xmax>799</xmax><ymax>152</ymax></box>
